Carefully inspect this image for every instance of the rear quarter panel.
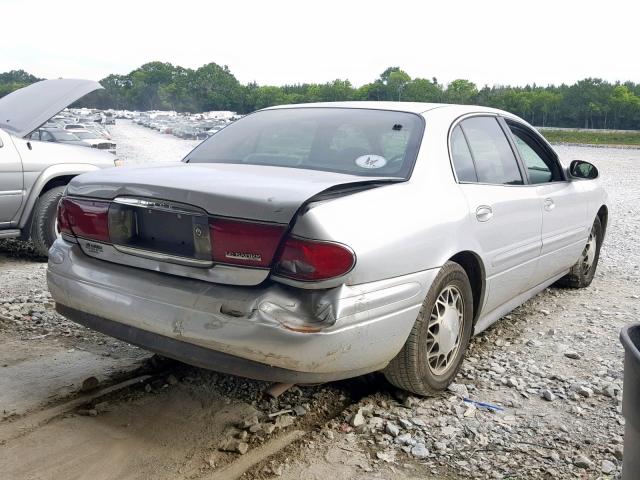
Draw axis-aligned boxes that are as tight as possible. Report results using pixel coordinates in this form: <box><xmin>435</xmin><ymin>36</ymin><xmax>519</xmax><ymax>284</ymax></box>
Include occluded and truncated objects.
<box><xmin>290</xmin><ymin>107</ymin><xmax>487</xmax><ymax>287</ymax></box>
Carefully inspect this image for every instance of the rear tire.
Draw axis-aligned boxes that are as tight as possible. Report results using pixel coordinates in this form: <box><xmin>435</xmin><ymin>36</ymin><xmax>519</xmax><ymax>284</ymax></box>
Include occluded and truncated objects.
<box><xmin>555</xmin><ymin>216</ymin><xmax>602</xmax><ymax>288</ymax></box>
<box><xmin>30</xmin><ymin>186</ymin><xmax>66</xmax><ymax>257</ymax></box>
<box><xmin>384</xmin><ymin>261</ymin><xmax>474</xmax><ymax>396</ymax></box>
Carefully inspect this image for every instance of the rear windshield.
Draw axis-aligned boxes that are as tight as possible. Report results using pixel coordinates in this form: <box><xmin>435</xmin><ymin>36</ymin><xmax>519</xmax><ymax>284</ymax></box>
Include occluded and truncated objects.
<box><xmin>184</xmin><ymin>108</ymin><xmax>424</xmax><ymax>178</ymax></box>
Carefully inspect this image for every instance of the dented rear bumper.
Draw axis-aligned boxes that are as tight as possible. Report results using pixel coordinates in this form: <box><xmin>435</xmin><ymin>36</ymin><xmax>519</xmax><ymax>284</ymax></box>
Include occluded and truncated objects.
<box><xmin>47</xmin><ymin>239</ymin><xmax>436</xmax><ymax>381</ymax></box>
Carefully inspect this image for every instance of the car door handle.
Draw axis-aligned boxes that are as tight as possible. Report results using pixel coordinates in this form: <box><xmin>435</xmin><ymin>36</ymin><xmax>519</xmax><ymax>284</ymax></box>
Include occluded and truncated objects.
<box><xmin>544</xmin><ymin>198</ymin><xmax>555</xmax><ymax>211</ymax></box>
<box><xmin>475</xmin><ymin>205</ymin><xmax>493</xmax><ymax>222</ymax></box>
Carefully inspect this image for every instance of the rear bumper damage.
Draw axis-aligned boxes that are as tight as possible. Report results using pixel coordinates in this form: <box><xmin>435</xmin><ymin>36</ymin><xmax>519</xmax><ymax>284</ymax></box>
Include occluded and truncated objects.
<box><xmin>47</xmin><ymin>239</ymin><xmax>436</xmax><ymax>382</ymax></box>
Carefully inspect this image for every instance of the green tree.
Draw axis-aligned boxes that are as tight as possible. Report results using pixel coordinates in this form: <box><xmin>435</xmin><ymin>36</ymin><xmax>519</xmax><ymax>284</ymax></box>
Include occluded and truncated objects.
<box><xmin>387</xmin><ymin>70</ymin><xmax>411</xmax><ymax>101</ymax></box>
<box><xmin>191</xmin><ymin>63</ymin><xmax>243</xmax><ymax>112</ymax></box>
<box><xmin>3</xmin><ymin>64</ymin><xmax>640</xmax><ymax>130</ymax></box>
<box><xmin>403</xmin><ymin>78</ymin><xmax>442</xmax><ymax>102</ymax></box>
<box><xmin>610</xmin><ymin>85</ymin><xmax>640</xmax><ymax>129</ymax></box>
<box><xmin>444</xmin><ymin>79</ymin><xmax>478</xmax><ymax>104</ymax></box>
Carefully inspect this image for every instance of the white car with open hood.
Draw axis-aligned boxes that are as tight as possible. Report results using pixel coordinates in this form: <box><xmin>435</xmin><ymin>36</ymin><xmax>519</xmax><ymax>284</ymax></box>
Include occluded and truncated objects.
<box><xmin>47</xmin><ymin>102</ymin><xmax>608</xmax><ymax>395</ymax></box>
<box><xmin>0</xmin><ymin>79</ymin><xmax>121</xmax><ymax>256</ymax></box>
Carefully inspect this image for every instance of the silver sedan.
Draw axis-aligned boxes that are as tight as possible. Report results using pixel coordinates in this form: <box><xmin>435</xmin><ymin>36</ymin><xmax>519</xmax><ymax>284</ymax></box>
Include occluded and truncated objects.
<box><xmin>47</xmin><ymin>102</ymin><xmax>607</xmax><ymax>395</ymax></box>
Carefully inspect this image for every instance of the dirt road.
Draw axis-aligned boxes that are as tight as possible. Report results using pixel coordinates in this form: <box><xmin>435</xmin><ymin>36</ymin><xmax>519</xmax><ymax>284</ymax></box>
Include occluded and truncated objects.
<box><xmin>0</xmin><ymin>122</ymin><xmax>637</xmax><ymax>479</ymax></box>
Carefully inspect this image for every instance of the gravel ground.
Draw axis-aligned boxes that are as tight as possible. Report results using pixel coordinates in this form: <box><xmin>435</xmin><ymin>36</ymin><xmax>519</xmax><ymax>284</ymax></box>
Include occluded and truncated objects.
<box><xmin>0</xmin><ymin>122</ymin><xmax>638</xmax><ymax>479</ymax></box>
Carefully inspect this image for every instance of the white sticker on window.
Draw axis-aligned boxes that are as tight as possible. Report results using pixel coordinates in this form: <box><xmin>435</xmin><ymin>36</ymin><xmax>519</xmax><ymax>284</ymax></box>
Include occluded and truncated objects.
<box><xmin>355</xmin><ymin>155</ymin><xmax>387</xmax><ymax>169</ymax></box>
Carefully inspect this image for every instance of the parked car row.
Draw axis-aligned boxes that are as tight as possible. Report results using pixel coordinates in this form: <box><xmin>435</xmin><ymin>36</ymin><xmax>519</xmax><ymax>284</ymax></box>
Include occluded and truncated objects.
<box><xmin>132</xmin><ymin>110</ymin><xmax>241</xmax><ymax>140</ymax></box>
<box><xmin>29</xmin><ymin>108</ymin><xmax>117</xmax><ymax>154</ymax></box>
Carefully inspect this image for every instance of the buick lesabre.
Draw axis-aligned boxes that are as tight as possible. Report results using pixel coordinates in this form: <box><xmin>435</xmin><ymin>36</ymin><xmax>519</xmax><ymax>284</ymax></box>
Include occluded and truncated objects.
<box><xmin>47</xmin><ymin>102</ymin><xmax>607</xmax><ymax>395</ymax></box>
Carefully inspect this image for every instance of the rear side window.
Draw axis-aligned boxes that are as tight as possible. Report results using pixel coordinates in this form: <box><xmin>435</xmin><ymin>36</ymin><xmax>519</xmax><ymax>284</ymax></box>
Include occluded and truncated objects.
<box><xmin>450</xmin><ymin>126</ymin><xmax>477</xmax><ymax>182</ymax></box>
<box><xmin>460</xmin><ymin>117</ymin><xmax>523</xmax><ymax>185</ymax></box>
<box><xmin>184</xmin><ymin>108</ymin><xmax>424</xmax><ymax>179</ymax></box>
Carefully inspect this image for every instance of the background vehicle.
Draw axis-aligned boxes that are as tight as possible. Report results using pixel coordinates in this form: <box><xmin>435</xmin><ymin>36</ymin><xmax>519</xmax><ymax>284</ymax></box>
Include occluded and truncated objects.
<box><xmin>47</xmin><ymin>102</ymin><xmax>608</xmax><ymax>395</ymax></box>
<box><xmin>70</xmin><ymin>129</ymin><xmax>116</xmax><ymax>154</ymax></box>
<box><xmin>28</xmin><ymin>128</ymin><xmax>90</xmax><ymax>147</ymax></box>
<box><xmin>103</xmin><ymin>111</ymin><xmax>116</xmax><ymax>125</ymax></box>
<box><xmin>63</xmin><ymin>123</ymin><xmax>87</xmax><ymax>131</ymax></box>
<box><xmin>0</xmin><ymin>79</ymin><xmax>122</xmax><ymax>256</ymax></box>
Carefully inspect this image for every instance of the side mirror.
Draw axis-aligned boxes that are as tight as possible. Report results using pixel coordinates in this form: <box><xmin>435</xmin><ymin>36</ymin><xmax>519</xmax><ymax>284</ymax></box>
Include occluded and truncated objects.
<box><xmin>569</xmin><ymin>160</ymin><xmax>599</xmax><ymax>180</ymax></box>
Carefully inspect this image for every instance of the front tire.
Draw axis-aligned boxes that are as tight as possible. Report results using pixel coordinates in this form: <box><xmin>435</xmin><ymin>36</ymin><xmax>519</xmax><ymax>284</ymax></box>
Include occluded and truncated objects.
<box><xmin>555</xmin><ymin>216</ymin><xmax>602</xmax><ymax>288</ymax></box>
<box><xmin>30</xmin><ymin>186</ymin><xmax>66</xmax><ymax>257</ymax></box>
<box><xmin>384</xmin><ymin>261</ymin><xmax>474</xmax><ymax>396</ymax></box>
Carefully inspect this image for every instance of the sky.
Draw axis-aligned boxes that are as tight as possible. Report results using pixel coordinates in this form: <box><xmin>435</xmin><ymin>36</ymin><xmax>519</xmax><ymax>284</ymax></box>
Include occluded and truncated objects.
<box><xmin>1</xmin><ymin>0</ymin><xmax>638</xmax><ymax>88</ymax></box>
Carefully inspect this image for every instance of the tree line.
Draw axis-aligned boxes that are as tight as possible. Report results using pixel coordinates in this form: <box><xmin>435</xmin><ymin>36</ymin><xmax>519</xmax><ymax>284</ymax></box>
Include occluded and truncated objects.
<box><xmin>1</xmin><ymin>63</ymin><xmax>639</xmax><ymax>129</ymax></box>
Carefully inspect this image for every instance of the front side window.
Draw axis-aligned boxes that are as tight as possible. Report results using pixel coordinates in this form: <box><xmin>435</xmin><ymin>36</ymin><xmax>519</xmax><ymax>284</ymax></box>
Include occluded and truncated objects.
<box><xmin>460</xmin><ymin>117</ymin><xmax>523</xmax><ymax>185</ymax></box>
<box><xmin>40</xmin><ymin>131</ymin><xmax>54</xmax><ymax>142</ymax></box>
<box><xmin>184</xmin><ymin>108</ymin><xmax>424</xmax><ymax>178</ymax></box>
<box><xmin>52</xmin><ymin>130</ymin><xmax>82</xmax><ymax>141</ymax></box>
<box><xmin>508</xmin><ymin>123</ymin><xmax>563</xmax><ymax>184</ymax></box>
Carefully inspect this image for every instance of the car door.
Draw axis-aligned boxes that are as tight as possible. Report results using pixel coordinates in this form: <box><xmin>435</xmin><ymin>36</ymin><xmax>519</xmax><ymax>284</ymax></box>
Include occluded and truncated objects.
<box><xmin>450</xmin><ymin>116</ymin><xmax>542</xmax><ymax>315</ymax></box>
<box><xmin>0</xmin><ymin>129</ymin><xmax>24</xmax><ymax>224</ymax></box>
<box><xmin>504</xmin><ymin>120</ymin><xmax>589</xmax><ymax>283</ymax></box>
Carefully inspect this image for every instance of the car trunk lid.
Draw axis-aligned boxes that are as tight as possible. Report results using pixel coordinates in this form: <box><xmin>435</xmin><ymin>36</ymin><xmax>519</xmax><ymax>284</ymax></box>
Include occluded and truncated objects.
<box><xmin>64</xmin><ymin>162</ymin><xmax>399</xmax><ymax>285</ymax></box>
<box><xmin>67</xmin><ymin>162</ymin><xmax>396</xmax><ymax>223</ymax></box>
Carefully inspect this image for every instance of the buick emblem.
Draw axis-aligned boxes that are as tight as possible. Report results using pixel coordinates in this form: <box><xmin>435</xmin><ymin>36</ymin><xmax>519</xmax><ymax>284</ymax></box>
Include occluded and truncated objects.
<box><xmin>194</xmin><ymin>225</ymin><xmax>203</xmax><ymax>238</ymax></box>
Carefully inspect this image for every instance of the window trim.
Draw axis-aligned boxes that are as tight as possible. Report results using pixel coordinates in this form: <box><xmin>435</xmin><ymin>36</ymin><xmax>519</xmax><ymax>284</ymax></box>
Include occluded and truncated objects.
<box><xmin>450</xmin><ymin>124</ymin><xmax>479</xmax><ymax>183</ymax></box>
<box><xmin>447</xmin><ymin>113</ymin><xmax>528</xmax><ymax>187</ymax></box>
<box><xmin>501</xmin><ymin>118</ymin><xmax>567</xmax><ymax>183</ymax></box>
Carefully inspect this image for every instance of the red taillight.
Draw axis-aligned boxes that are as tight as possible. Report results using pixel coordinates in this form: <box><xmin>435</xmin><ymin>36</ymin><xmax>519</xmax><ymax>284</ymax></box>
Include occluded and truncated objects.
<box><xmin>210</xmin><ymin>218</ymin><xmax>286</xmax><ymax>268</ymax></box>
<box><xmin>274</xmin><ymin>237</ymin><xmax>355</xmax><ymax>281</ymax></box>
<box><xmin>59</xmin><ymin>198</ymin><xmax>110</xmax><ymax>242</ymax></box>
<box><xmin>57</xmin><ymin>198</ymin><xmax>73</xmax><ymax>236</ymax></box>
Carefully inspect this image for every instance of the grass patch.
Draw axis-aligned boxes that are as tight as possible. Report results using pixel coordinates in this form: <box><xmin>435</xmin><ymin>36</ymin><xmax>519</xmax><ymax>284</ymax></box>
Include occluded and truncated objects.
<box><xmin>540</xmin><ymin>129</ymin><xmax>640</xmax><ymax>146</ymax></box>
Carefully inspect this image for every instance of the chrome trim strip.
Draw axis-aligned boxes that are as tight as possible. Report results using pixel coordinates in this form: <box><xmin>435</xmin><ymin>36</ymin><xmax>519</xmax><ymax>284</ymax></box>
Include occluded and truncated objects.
<box><xmin>113</xmin><ymin>196</ymin><xmax>206</xmax><ymax>216</ymax></box>
<box><xmin>0</xmin><ymin>229</ymin><xmax>20</xmax><ymax>239</ymax></box>
<box><xmin>492</xmin><ymin>240</ymin><xmax>542</xmax><ymax>268</ymax></box>
<box><xmin>61</xmin><ymin>233</ymin><xmax>78</xmax><ymax>244</ymax></box>
<box><xmin>112</xmin><ymin>244</ymin><xmax>214</xmax><ymax>267</ymax></box>
<box><xmin>76</xmin><ymin>239</ymin><xmax>269</xmax><ymax>286</ymax></box>
<box><xmin>0</xmin><ymin>190</ymin><xmax>24</xmax><ymax>196</ymax></box>
<box><xmin>542</xmin><ymin>226</ymin><xmax>587</xmax><ymax>250</ymax></box>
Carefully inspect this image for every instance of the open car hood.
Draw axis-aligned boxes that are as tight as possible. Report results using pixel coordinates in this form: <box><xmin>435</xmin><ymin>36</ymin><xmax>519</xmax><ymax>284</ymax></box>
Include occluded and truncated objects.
<box><xmin>0</xmin><ymin>79</ymin><xmax>103</xmax><ymax>138</ymax></box>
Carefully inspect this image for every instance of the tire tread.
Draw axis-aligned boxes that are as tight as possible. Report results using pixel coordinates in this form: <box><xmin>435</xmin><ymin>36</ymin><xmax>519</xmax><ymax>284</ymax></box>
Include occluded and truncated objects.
<box><xmin>384</xmin><ymin>262</ymin><xmax>472</xmax><ymax>396</ymax></box>
<box><xmin>555</xmin><ymin>216</ymin><xmax>602</xmax><ymax>289</ymax></box>
<box><xmin>29</xmin><ymin>186</ymin><xmax>66</xmax><ymax>257</ymax></box>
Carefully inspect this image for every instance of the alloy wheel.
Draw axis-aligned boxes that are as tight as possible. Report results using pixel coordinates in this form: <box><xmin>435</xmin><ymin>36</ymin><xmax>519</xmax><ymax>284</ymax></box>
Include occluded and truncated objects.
<box><xmin>581</xmin><ymin>228</ymin><xmax>597</xmax><ymax>275</ymax></box>
<box><xmin>427</xmin><ymin>285</ymin><xmax>464</xmax><ymax>375</ymax></box>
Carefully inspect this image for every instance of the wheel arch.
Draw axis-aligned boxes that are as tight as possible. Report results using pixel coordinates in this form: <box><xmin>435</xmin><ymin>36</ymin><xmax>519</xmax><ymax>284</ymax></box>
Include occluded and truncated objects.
<box><xmin>596</xmin><ymin>205</ymin><xmax>608</xmax><ymax>239</ymax></box>
<box><xmin>40</xmin><ymin>174</ymin><xmax>76</xmax><ymax>194</ymax></box>
<box><xmin>18</xmin><ymin>163</ymin><xmax>99</xmax><ymax>233</ymax></box>
<box><xmin>18</xmin><ymin>176</ymin><xmax>75</xmax><ymax>240</ymax></box>
<box><xmin>449</xmin><ymin>250</ymin><xmax>486</xmax><ymax>325</ymax></box>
